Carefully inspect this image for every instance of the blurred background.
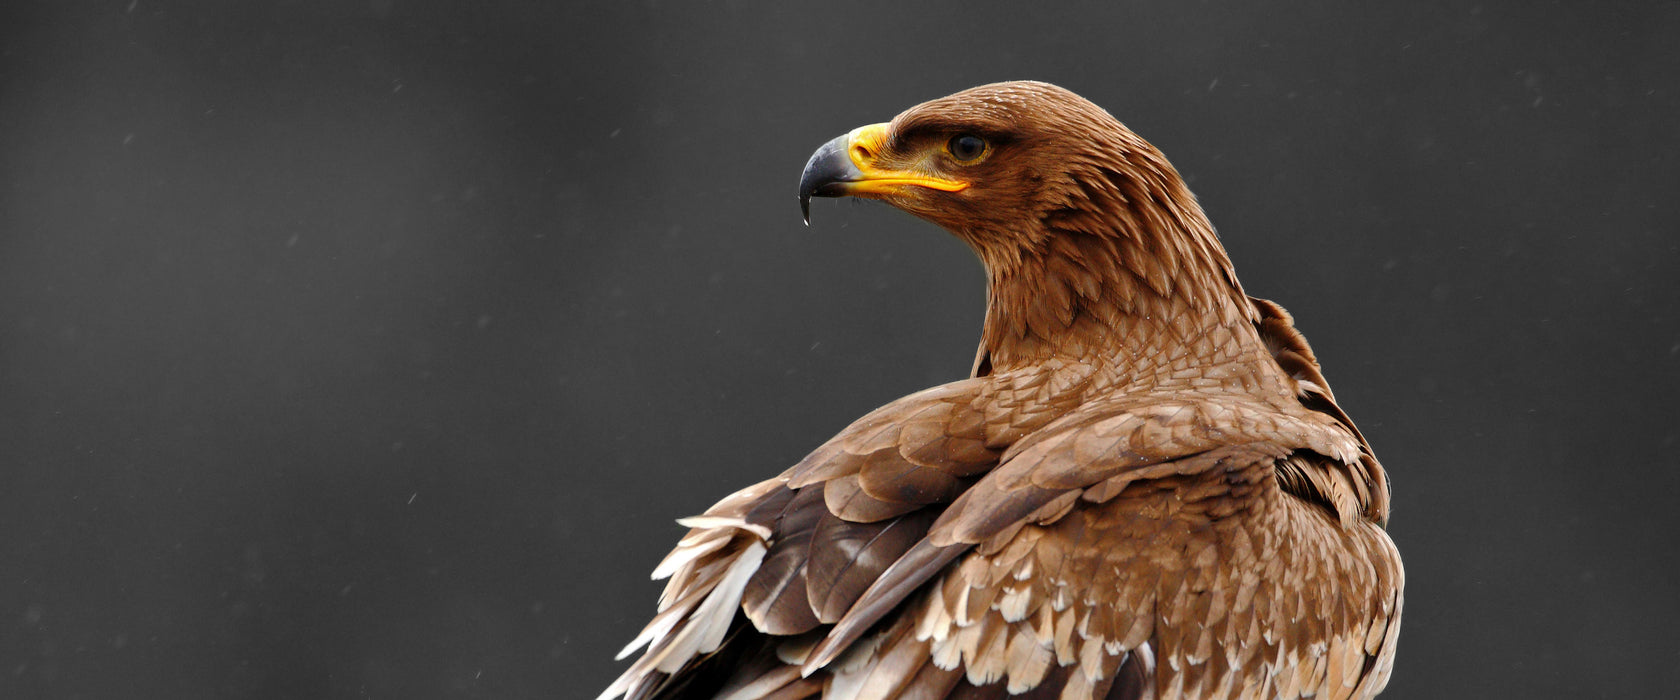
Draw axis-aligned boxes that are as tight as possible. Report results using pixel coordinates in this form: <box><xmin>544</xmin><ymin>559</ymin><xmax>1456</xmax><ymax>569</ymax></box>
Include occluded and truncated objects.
<box><xmin>2</xmin><ymin>1</ymin><xmax>1676</xmax><ymax>698</ymax></box>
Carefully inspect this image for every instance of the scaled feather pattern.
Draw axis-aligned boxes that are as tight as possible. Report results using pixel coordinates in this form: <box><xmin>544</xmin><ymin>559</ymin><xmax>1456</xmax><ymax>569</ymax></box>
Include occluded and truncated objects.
<box><xmin>602</xmin><ymin>81</ymin><xmax>1402</xmax><ymax>700</ymax></box>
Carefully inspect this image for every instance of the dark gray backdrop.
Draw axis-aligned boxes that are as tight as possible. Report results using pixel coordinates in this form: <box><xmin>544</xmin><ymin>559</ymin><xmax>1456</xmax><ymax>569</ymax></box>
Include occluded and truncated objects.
<box><xmin>3</xmin><ymin>1</ymin><xmax>1676</xmax><ymax>698</ymax></box>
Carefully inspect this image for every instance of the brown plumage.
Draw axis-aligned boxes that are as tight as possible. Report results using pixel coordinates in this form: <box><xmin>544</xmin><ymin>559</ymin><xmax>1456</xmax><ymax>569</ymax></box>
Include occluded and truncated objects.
<box><xmin>602</xmin><ymin>81</ymin><xmax>1402</xmax><ymax>700</ymax></box>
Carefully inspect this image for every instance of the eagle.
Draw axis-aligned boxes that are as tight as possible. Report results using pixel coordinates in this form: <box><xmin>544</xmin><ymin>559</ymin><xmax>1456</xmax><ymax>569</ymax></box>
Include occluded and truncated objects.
<box><xmin>601</xmin><ymin>81</ymin><xmax>1402</xmax><ymax>700</ymax></box>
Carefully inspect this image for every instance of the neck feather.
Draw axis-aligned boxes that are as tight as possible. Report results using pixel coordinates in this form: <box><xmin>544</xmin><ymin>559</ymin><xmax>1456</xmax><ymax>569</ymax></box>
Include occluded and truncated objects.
<box><xmin>972</xmin><ymin>150</ymin><xmax>1262</xmax><ymax>380</ymax></box>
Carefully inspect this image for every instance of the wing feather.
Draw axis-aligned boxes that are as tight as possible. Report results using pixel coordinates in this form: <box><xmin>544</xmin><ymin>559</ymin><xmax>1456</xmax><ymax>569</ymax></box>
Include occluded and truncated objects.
<box><xmin>742</xmin><ymin>486</ymin><xmax>827</xmax><ymax>635</ymax></box>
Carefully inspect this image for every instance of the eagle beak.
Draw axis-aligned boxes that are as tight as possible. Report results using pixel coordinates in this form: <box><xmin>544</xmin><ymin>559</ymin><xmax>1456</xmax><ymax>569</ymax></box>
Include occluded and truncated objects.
<box><xmin>798</xmin><ymin>123</ymin><xmax>969</xmax><ymax>225</ymax></box>
<box><xmin>798</xmin><ymin>132</ymin><xmax>860</xmax><ymax>225</ymax></box>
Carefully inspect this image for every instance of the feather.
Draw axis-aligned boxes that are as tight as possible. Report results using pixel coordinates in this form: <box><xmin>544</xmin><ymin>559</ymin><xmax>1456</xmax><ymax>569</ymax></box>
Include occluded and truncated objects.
<box><xmin>823</xmin><ymin>474</ymin><xmax>920</xmax><ymax>523</ymax></box>
<box><xmin>652</xmin><ymin>541</ymin><xmax>767</xmax><ymax>672</ymax></box>
<box><xmin>742</xmin><ymin>487</ymin><xmax>826</xmax><ymax>635</ymax></box>
<box><xmin>805</xmin><ymin>509</ymin><xmax>936</xmax><ymax>623</ymax></box>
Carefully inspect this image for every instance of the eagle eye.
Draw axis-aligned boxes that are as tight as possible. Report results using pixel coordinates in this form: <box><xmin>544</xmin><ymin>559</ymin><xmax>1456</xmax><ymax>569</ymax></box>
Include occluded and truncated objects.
<box><xmin>946</xmin><ymin>134</ymin><xmax>987</xmax><ymax>163</ymax></box>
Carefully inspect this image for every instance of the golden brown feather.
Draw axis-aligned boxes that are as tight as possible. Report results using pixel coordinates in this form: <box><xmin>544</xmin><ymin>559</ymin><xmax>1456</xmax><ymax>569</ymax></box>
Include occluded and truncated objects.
<box><xmin>602</xmin><ymin>81</ymin><xmax>1401</xmax><ymax>700</ymax></box>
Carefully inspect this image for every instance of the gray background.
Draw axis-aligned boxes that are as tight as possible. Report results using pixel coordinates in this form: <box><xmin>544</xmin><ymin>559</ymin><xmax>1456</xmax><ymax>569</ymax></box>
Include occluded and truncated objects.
<box><xmin>3</xmin><ymin>1</ymin><xmax>1677</xmax><ymax>698</ymax></box>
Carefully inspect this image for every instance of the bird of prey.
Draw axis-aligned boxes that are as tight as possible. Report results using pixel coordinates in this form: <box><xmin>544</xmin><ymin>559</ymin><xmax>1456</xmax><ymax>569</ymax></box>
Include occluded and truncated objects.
<box><xmin>602</xmin><ymin>81</ymin><xmax>1402</xmax><ymax>700</ymax></box>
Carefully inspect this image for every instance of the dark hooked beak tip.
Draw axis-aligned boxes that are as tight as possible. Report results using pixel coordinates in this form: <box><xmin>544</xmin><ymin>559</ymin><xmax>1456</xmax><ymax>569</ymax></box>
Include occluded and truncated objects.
<box><xmin>798</xmin><ymin>133</ymin><xmax>860</xmax><ymax>226</ymax></box>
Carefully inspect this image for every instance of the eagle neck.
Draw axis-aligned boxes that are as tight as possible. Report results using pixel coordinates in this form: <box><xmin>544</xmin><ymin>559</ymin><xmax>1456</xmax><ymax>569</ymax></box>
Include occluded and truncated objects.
<box><xmin>971</xmin><ymin>172</ymin><xmax>1268</xmax><ymax>390</ymax></box>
